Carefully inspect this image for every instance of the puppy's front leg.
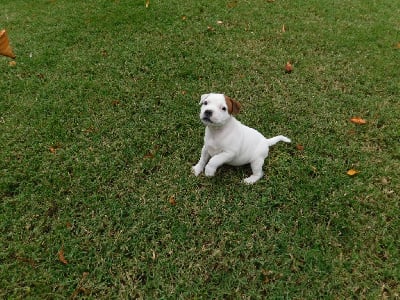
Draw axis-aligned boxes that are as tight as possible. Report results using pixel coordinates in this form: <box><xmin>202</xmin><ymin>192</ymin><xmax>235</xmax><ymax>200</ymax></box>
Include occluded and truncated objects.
<box><xmin>192</xmin><ymin>145</ymin><xmax>210</xmax><ymax>176</ymax></box>
<box><xmin>205</xmin><ymin>152</ymin><xmax>235</xmax><ymax>177</ymax></box>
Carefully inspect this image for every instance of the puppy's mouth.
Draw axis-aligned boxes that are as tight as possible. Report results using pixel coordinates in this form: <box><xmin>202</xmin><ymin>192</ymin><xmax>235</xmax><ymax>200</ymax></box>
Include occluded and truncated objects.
<box><xmin>201</xmin><ymin>117</ymin><xmax>213</xmax><ymax>124</ymax></box>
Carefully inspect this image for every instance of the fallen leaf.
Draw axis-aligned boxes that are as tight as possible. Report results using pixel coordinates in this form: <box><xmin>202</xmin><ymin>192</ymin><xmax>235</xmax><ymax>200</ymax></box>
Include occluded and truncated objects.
<box><xmin>0</xmin><ymin>29</ymin><xmax>16</xmax><ymax>59</ymax></box>
<box><xmin>282</xmin><ymin>24</ymin><xmax>286</xmax><ymax>32</ymax></box>
<box><xmin>49</xmin><ymin>145</ymin><xmax>61</xmax><ymax>154</ymax></box>
<box><xmin>350</xmin><ymin>117</ymin><xmax>367</xmax><ymax>125</ymax></box>
<box><xmin>207</xmin><ymin>26</ymin><xmax>215</xmax><ymax>31</ymax></box>
<box><xmin>9</xmin><ymin>60</ymin><xmax>16</xmax><ymax>66</ymax></box>
<box><xmin>15</xmin><ymin>255</ymin><xmax>36</xmax><ymax>267</ymax></box>
<box><xmin>169</xmin><ymin>195</ymin><xmax>176</xmax><ymax>206</ymax></box>
<box><xmin>227</xmin><ymin>1</ymin><xmax>238</xmax><ymax>8</ymax></box>
<box><xmin>58</xmin><ymin>247</ymin><xmax>68</xmax><ymax>265</ymax></box>
<box><xmin>111</xmin><ymin>100</ymin><xmax>120</xmax><ymax>106</ymax></box>
<box><xmin>296</xmin><ymin>144</ymin><xmax>304</xmax><ymax>151</ymax></box>
<box><xmin>83</xmin><ymin>126</ymin><xmax>97</xmax><ymax>134</ymax></box>
<box><xmin>71</xmin><ymin>272</ymin><xmax>90</xmax><ymax>299</ymax></box>
<box><xmin>181</xmin><ymin>15</ymin><xmax>187</xmax><ymax>21</ymax></box>
<box><xmin>285</xmin><ymin>61</ymin><xmax>293</xmax><ymax>73</ymax></box>
<box><xmin>217</xmin><ymin>20</ymin><xmax>223</xmax><ymax>25</ymax></box>
<box><xmin>145</xmin><ymin>0</ymin><xmax>150</xmax><ymax>8</ymax></box>
<box><xmin>347</xmin><ymin>169</ymin><xmax>359</xmax><ymax>176</ymax></box>
<box><xmin>143</xmin><ymin>152</ymin><xmax>154</xmax><ymax>159</ymax></box>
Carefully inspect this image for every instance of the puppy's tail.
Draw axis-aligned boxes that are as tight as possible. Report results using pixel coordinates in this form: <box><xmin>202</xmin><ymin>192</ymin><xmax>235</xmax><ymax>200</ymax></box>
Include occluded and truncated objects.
<box><xmin>266</xmin><ymin>135</ymin><xmax>291</xmax><ymax>146</ymax></box>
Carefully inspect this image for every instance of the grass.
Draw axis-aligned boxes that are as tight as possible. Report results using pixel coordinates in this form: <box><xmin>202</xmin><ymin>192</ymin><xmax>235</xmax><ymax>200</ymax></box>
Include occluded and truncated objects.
<box><xmin>1</xmin><ymin>0</ymin><xmax>399</xmax><ymax>298</ymax></box>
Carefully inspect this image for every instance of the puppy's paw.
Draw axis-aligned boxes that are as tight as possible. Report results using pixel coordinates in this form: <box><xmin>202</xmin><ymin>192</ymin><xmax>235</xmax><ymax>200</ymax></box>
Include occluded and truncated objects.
<box><xmin>192</xmin><ymin>164</ymin><xmax>203</xmax><ymax>176</ymax></box>
<box><xmin>204</xmin><ymin>165</ymin><xmax>216</xmax><ymax>177</ymax></box>
<box><xmin>243</xmin><ymin>175</ymin><xmax>261</xmax><ymax>184</ymax></box>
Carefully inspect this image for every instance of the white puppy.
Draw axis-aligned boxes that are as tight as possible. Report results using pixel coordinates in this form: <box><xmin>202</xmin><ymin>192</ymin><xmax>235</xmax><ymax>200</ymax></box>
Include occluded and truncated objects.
<box><xmin>192</xmin><ymin>93</ymin><xmax>291</xmax><ymax>184</ymax></box>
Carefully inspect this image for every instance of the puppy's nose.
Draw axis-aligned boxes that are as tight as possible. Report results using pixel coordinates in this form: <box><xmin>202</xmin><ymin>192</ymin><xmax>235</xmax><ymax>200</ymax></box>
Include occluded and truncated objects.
<box><xmin>204</xmin><ymin>110</ymin><xmax>213</xmax><ymax>117</ymax></box>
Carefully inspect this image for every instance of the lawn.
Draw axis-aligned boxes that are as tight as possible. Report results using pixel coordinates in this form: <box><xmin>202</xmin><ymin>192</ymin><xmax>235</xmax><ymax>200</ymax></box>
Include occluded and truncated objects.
<box><xmin>1</xmin><ymin>0</ymin><xmax>399</xmax><ymax>298</ymax></box>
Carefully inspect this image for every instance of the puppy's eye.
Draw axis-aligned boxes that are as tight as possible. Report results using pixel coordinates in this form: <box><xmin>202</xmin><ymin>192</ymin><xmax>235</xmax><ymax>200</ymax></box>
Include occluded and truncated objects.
<box><xmin>203</xmin><ymin>101</ymin><xmax>208</xmax><ymax>105</ymax></box>
<box><xmin>222</xmin><ymin>107</ymin><xmax>227</xmax><ymax>111</ymax></box>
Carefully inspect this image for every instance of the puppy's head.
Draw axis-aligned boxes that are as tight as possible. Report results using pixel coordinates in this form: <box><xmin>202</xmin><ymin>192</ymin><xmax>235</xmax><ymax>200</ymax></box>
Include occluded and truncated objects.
<box><xmin>199</xmin><ymin>93</ymin><xmax>241</xmax><ymax>126</ymax></box>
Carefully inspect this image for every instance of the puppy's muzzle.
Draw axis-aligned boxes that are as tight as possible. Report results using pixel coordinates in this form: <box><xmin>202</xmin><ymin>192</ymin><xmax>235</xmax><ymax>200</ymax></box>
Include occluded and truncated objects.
<box><xmin>204</xmin><ymin>110</ymin><xmax>212</xmax><ymax>118</ymax></box>
<box><xmin>202</xmin><ymin>110</ymin><xmax>213</xmax><ymax>123</ymax></box>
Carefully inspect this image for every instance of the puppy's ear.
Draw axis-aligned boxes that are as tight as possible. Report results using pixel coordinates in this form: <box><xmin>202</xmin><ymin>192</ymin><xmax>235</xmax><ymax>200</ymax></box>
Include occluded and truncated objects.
<box><xmin>200</xmin><ymin>93</ymin><xmax>209</xmax><ymax>105</ymax></box>
<box><xmin>225</xmin><ymin>95</ymin><xmax>241</xmax><ymax>115</ymax></box>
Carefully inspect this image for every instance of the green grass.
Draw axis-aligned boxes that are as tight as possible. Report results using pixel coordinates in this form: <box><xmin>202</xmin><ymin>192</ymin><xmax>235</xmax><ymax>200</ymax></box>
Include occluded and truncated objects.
<box><xmin>1</xmin><ymin>0</ymin><xmax>399</xmax><ymax>298</ymax></box>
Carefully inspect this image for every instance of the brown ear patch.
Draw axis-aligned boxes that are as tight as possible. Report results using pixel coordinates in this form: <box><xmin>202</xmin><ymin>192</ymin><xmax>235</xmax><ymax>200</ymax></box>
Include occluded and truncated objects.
<box><xmin>224</xmin><ymin>95</ymin><xmax>241</xmax><ymax>115</ymax></box>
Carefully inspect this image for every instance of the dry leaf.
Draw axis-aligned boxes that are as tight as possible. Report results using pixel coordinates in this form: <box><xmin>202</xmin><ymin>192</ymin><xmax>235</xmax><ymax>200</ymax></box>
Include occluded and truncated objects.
<box><xmin>296</xmin><ymin>144</ymin><xmax>304</xmax><ymax>151</ymax></box>
<box><xmin>217</xmin><ymin>20</ymin><xmax>223</xmax><ymax>25</ymax></box>
<box><xmin>181</xmin><ymin>15</ymin><xmax>187</xmax><ymax>21</ymax></box>
<box><xmin>111</xmin><ymin>100</ymin><xmax>120</xmax><ymax>106</ymax></box>
<box><xmin>15</xmin><ymin>255</ymin><xmax>36</xmax><ymax>267</ymax></box>
<box><xmin>282</xmin><ymin>24</ymin><xmax>286</xmax><ymax>32</ymax></box>
<box><xmin>285</xmin><ymin>61</ymin><xmax>293</xmax><ymax>73</ymax></box>
<box><xmin>58</xmin><ymin>247</ymin><xmax>68</xmax><ymax>265</ymax></box>
<box><xmin>350</xmin><ymin>117</ymin><xmax>367</xmax><ymax>125</ymax></box>
<box><xmin>9</xmin><ymin>60</ymin><xmax>16</xmax><ymax>67</ymax></box>
<box><xmin>145</xmin><ymin>0</ymin><xmax>150</xmax><ymax>8</ymax></box>
<box><xmin>207</xmin><ymin>26</ymin><xmax>215</xmax><ymax>31</ymax></box>
<box><xmin>71</xmin><ymin>272</ymin><xmax>90</xmax><ymax>299</ymax></box>
<box><xmin>49</xmin><ymin>145</ymin><xmax>61</xmax><ymax>154</ymax></box>
<box><xmin>347</xmin><ymin>169</ymin><xmax>359</xmax><ymax>176</ymax></box>
<box><xmin>143</xmin><ymin>151</ymin><xmax>154</xmax><ymax>159</ymax></box>
<box><xmin>169</xmin><ymin>195</ymin><xmax>176</xmax><ymax>206</ymax></box>
<box><xmin>0</xmin><ymin>29</ymin><xmax>16</xmax><ymax>59</ymax></box>
<box><xmin>227</xmin><ymin>1</ymin><xmax>238</xmax><ymax>8</ymax></box>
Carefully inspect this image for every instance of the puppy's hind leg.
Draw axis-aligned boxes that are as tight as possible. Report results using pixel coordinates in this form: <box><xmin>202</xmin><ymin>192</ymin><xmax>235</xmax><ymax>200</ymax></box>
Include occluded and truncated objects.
<box><xmin>243</xmin><ymin>159</ymin><xmax>264</xmax><ymax>184</ymax></box>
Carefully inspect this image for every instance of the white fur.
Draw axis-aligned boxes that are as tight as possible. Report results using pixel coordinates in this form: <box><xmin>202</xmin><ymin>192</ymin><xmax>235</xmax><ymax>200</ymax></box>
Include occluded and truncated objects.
<box><xmin>192</xmin><ymin>93</ymin><xmax>291</xmax><ymax>184</ymax></box>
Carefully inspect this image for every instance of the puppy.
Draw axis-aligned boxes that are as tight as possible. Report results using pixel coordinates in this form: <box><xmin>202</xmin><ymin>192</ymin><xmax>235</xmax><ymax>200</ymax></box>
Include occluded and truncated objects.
<box><xmin>192</xmin><ymin>93</ymin><xmax>291</xmax><ymax>184</ymax></box>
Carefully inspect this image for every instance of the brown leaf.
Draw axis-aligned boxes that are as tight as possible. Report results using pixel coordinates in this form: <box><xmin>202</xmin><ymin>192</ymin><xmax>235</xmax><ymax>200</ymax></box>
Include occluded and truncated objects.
<box><xmin>0</xmin><ymin>29</ymin><xmax>16</xmax><ymax>59</ymax></box>
<box><xmin>9</xmin><ymin>60</ymin><xmax>16</xmax><ymax>67</ymax></box>
<box><xmin>143</xmin><ymin>152</ymin><xmax>154</xmax><ymax>159</ymax></box>
<box><xmin>111</xmin><ymin>100</ymin><xmax>120</xmax><ymax>106</ymax></box>
<box><xmin>169</xmin><ymin>195</ymin><xmax>177</xmax><ymax>206</ymax></box>
<box><xmin>227</xmin><ymin>1</ymin><xmax>238</xmax><ymax>8</ymax></box>
<box><xmin>15</xmin><ymin>255</ymin><xmax>36</xmax><ymax>267</ymax></box>
<box><xmin>285</xmin><ymin>61</ymin><xmax>293</xmax><ymax>73</ymax></box>
<box><xmin>350</xmin><ymin>117</ymin><xmax>367</xmax><ymax>125</ymax></box>
<box><xmin>282</xmin><ymin>24</ymin><xmax>286</xmax><ymax>32</ymax></box>
<box><xmin>347</xmin><ymin>169</ymin><xmax>359</xmax><ymax>176</ymax></box>
<box><xmin>71</xmin><ymin>272</ymin><xmax>90</xmax><ymax>299</ymax></box>
<box><xmin>181</xmin><ymin>15</ymin><xmax>187</xmax><ymax>21</ymax></box>
<box><xmin>58</xmin><ymin>247</ymin><xmax>68</xmax><ymax>265</ymax></box>
<box><xmin>49</xmin><ymin>144</ymin><xmax>61</xmax><ymax>154</ymax></box>
<box><xmin>296</xmin><ymin>144</ymin><xmax>304</xmax><ymax>151</ymax></box>
<box><xmin>145</xmin><ymin>0</ymin><xmax>150</xmax><ymax>8</ymax></box>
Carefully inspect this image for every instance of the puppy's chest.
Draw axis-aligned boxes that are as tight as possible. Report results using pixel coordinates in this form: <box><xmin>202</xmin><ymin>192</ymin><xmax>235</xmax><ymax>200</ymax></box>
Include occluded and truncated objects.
<box><xmin>204</xmin><ymin>132</ymin><xmax>227</xmax><ymax>156</ymax></box>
